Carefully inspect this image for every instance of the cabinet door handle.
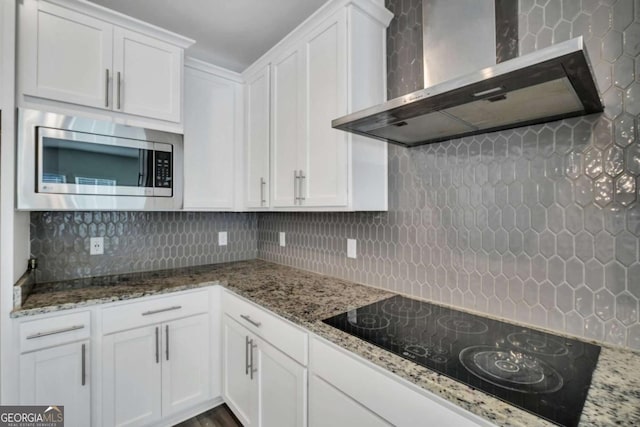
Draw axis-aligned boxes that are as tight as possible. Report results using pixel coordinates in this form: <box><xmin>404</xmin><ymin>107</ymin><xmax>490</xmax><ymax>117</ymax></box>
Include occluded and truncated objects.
<box><xmin>26</xmin><ymin>324</ymin><xmax>84</xmax><ymax>340</ymax></box>
<box><xmin>250</xmin><ymin>339</ymin><xmax>257</xmax><ymax>380</ymax></box>
<box><xmin>155</xmin><ymin>326</ymin><xmax>159</xmax><ymax>364</ymax></box>
<box><xmin>240</xmin><ymin>314</ymin><xmax>261</xmax><ymax>328</ymax></box>
<box><xmin>81</xmin><ymin>343</ymin><xmax>86</xmax><ymax>386</ymax></box>
<box><xmin>165</xmin><ymin>325</ymin><xmax>169</xmax><ymax>361</ymax></box>
<box><xmin>298</xmin><ymin>170</ymin><xmax>306</xmax><ymax>202</ymax></box>
<box><xmin>142</xmin><ymin>305</ymin><xmax>182</xmax><ymax>316</ymax></box>
<box><xmin>260</xmin><ymin>177</ymin><xmax>266</xmax><ymax>206</ymax></box>
<box><xmin>245</xmin><ymin>335</ymin><xmax>250</xmax><ymax>375</ymax></box>
<box><xmin>294</xmin><ymin>170</ymin><xmax>300</xmax><ymax>204</ymax></box>
<box><xmin>105</xmin><ymin>69</ymin><xmax>110</xmax><ymax>107</ymax></box>
<box><xmin>117</xmin><ymin>71</ymin><xmax>122</xmax><ymax>109</ymax></box>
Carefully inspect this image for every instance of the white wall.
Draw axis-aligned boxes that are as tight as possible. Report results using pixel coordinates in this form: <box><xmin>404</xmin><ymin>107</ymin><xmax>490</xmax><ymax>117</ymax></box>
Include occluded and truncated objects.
<box><xmin>0</xmin><ymin>0</ymin><xmax>30</xmax><ymax>404</ymax></box>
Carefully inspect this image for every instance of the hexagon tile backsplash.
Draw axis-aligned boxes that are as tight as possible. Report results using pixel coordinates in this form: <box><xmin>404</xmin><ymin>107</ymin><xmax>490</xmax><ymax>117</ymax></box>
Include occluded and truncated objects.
<box><xmin>258</xmin><ymin>0</ymin><xmax>640</xmax><ymax>350</ymax></box>
<box><xmin>30</xmin><ymin>211</ymin><xmax>258</xmax><ymax>282</ymax></box>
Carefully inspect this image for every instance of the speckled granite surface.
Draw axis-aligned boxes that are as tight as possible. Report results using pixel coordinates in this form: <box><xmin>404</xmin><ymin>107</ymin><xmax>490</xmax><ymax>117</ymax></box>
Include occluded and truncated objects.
<box><xmin>13</xmin><ymin>260</ymin><xmax>640</xmax><ymax>426</ymax></box>
<box><xmin>13</xmin><ymin>270</ymin><xmax>35</xmax><ymax>309</ymax></box>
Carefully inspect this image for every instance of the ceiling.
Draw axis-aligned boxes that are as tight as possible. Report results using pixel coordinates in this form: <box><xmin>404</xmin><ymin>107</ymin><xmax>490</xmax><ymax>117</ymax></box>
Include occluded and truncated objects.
<box><xmin>88</xmin><ymin>0</ymin><xmax>328</xmax><ymax>72</ymax></box>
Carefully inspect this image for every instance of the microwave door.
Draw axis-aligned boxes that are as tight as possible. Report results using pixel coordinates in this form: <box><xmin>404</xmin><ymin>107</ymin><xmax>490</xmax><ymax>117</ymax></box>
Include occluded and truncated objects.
<box><xmin>37</xmin><ymin>127</ymin><xmax>156</xmax><ymax>197</ymax></box>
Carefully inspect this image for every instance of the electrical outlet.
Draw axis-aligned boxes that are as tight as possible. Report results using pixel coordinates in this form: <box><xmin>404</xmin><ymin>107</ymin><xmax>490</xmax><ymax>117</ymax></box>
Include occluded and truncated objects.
<box><xmin>347</xmin><ymin>239</ymin><xmax>357</xmax><ymax>259</ymax></box>
<box><xmin>218</xmin><ymin>231</ymin><xmax>228</xmax><ymax>246</ymax></box>
<box><xmin>90</xmin><ymin>237</ymin><xmax>104</xmax><ymax>255</ymax></box>
<box><xmin>279</xmin><ymin>232</ymin><xmax>286</xmax><ymax>247</ymax></box>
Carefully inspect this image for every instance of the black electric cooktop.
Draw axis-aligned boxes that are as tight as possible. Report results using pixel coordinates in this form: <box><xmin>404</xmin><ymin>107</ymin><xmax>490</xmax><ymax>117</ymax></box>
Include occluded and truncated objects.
<box><xmin>323</xmin><ymin>295</ymin><xmax>601</xmax><ymax>427</ymax></box>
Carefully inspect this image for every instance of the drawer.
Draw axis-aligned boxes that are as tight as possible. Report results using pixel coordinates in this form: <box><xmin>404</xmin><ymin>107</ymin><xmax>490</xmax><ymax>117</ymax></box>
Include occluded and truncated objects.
<box><xmin>20</xmin><ymin>310</ymin><xmax>91</xmax><ymax>353</ymax></box>
<box><xmin>222</xmin><ymin>290</ymin><xmax>308</xmax><ymax>365</ymax></box>
<box><xmin>101</xmin><ymin>289</ymin><xmax>209</xmax><ymax>335</ymax></box>
<box><xmin>310</xmin><ymin>337</ymin><xmax>488</xmax><ymax>427</ymax></box>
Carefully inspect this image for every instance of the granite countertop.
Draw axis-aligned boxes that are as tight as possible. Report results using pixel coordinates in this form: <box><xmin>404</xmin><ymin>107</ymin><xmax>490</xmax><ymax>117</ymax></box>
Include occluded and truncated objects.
<box><xmin>14</xmin><ymin>259</ymin><xmax>640</xmax><ymax>426</ymax></box>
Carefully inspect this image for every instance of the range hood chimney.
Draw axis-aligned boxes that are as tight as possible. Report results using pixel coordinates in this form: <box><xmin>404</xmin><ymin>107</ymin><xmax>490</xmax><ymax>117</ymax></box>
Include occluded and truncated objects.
<box><xmin>332</xmin><ymin>0</ymin><xmax>603</xmax><ymax>148</ymax></box>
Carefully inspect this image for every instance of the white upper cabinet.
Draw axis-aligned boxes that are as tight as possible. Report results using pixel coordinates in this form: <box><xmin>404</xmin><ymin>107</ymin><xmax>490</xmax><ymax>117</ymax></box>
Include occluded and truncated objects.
<box><xmin>184</xmin><ymin>59</ymin><xmax>243</xmax><ymax>210</ymax></box>
<box><xmin>300</xmin><ymin>11</ymin><xmax>348</xmax><ymax>207</ymax></box>
<box><xmin>270</xmin><ymin>48</ymin><xmax>304</xmax><ymax>208</ymax></box>
<box><xmin>245</xmin><ymin>65</ymin><xmax>271</xmax><ymax>209</ymax></box>
<box><xmin>22</xmin><ymin>1</ymin><xmax>113</xmax><ymax>109</ymax></box>
<box><xmin>113</xmin><ymin>27</ymin><xmax>182</xmax><ymax>123</ymax></box>
<box><xmin>18</xmin><ymin>0</ymin><xmax>193</xmax><ymax>127</ymax></box>
<box><xmin>242</xmin><ymin>0</ymin><xmax>393</xmax><ymax>211</ymax></box>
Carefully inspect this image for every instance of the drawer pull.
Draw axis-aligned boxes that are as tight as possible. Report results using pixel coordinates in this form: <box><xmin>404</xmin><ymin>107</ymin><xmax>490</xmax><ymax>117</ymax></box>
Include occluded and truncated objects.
<box><xmin>142</xmin><ymin>305</ymin><xmax>182</xmax><ymax>316</ymax></box>
<box><xmin>240</xmin><ymin>314</ymin><xmax>262</xmax><ymax>327</ymax></box>
<box><xmin>245</xmin><ymin>336</ymin><xmax>250</xmax><ymax>375</ymax></box>
<box><xmin>26</xmin><ymin>324</ymin><xmax>85</xmax><ymax>340</ymax></box>
<box><xmin>250</xmin><ymin>340</ymin><xmax>257</xmax><ymax>380</ymax></box>
<box><xmin>81</xmin><ymin>343</ymin><xmax>86</xmax><ymax>386</ymax></box>
<box><xmin>155</xmin><ymin>327</ymin><xmax>159</xmax><ymax>364</ymax></box>
<box><xmin>105</xmin><ymin>69</ymin><xmax>110</xmax><ymax>107</ymax></box>
<box><xmin>165</xmin><ymin>325</ymin><xmax>169</xmax><ymax>361</ymax></box>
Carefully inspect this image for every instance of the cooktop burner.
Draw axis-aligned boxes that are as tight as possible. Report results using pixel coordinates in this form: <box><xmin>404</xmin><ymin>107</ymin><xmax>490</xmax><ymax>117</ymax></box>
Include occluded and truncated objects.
<box><xmin>323</xmin><ymin>295</ymin><xmax>600</xmax><ymax>426</ymax></box>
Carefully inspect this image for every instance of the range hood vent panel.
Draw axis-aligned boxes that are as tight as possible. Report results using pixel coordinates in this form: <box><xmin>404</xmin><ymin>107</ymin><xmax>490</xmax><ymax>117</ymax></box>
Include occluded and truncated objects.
<box><xmin>332</xmin><ymin>37</ymin><xmax>603</xmax><ymax>147</ymax></box>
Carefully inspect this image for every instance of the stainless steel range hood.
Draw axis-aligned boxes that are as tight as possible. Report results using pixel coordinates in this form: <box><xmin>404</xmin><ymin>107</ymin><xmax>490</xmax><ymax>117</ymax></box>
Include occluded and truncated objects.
<box><xmin>332</xmin><ymin>2</ymin><xmax>602</xmax><ymax>148</ymax></box>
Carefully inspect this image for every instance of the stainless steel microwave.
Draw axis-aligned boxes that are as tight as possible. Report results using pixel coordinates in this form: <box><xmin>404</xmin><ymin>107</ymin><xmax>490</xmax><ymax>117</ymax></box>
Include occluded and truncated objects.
<box><xmin>18</xmin><ymin>109</ymin><xmax>183</xmax><ymax>210</ymax></box>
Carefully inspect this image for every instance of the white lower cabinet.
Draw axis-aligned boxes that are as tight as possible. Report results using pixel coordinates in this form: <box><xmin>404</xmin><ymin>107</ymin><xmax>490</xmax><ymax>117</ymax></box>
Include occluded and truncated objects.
<box><xmin>222</xmin><ymin>290</ymin><xmax>307</xmax><ymax>427</ymax></box>
<box><xmin>161</xmin><ymin>314</ymin><xmax>211</xmax><ymax>417</ymax></box>
<box><xmin>101</xmin><ymin>289</ymin><xmax>214</xmax><ymax>427</ymax></box>
<box><xmin>309</xmin><ymin>336</ymin><xmax>492</xmax><ymax>427</ymax></box>
<box><xmin>20</xmin><ymin>340</ymin><xmax>91</xmax><ymax>427</ymax></box>
<box><xmin>222</xmin><ymin>315</ymin><xmax>306</xmax><ymax>427</ymax></box>
<box><xmin>102</xmin><ymin>325</ymin><xmax>162</xmax><ymax>427</ymax></box>
<box><xmin>102</xmin><ymin>313</ymin><xmax>211</xmax><ymax>427</ymax></box>
<box><xmin>18</xmin><ymin>310</ymin><xmax>92</xmax><ymax>427</ymax></box>
<box><xmin>309</xmin><ymin>375</ymin><xmax>390</xmax><ymax>427</ymax></box>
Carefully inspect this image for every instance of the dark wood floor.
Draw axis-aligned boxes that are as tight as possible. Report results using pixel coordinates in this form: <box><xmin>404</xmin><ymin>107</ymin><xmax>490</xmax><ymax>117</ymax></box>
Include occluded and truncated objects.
<box><xmin>174</xmin><ymin>404</ymin><xmax>242</xmax><ymax>427</ymax></box>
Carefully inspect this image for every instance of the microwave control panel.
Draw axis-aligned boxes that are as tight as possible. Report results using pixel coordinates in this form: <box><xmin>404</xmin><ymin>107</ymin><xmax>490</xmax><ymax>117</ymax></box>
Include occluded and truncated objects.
<box><xmin>154</xmin><ymin>151</ymin><xmax>173</xmax><ymax>188</ymax></box>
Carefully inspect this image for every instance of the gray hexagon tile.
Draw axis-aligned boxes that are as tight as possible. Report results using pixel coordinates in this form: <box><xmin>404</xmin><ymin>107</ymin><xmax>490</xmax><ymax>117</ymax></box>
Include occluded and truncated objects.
<box><xmin>31</xmin><ymin>211</ymin><xmax>258</xmax><ymax>282</ymax></box>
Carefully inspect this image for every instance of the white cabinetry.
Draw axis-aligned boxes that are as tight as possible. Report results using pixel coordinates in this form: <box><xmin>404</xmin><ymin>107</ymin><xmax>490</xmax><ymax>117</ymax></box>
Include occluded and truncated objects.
<box><xmin>242</xmin><ymin>1</ymin><xmax>392</xmax><ymax>211</ymax></box>
<box><xmin>309</xmin><ymin>336</ymin><xmax>492</xmax><ymax>427</ymax></box>
<box><xmin>245</xmin><ymin>65</ymin><xmax>271</xmax><ymax>208</ymax></box>
<box><xmin>113</xmin><ymin>27</ymin><xmax>182</xmax><ymax>122</ymax></box>
<box><xmin>18</xmin><ymin>0</ymin><xmax>192</xmax><ymax>127</ymax></box>
<box><xmin>101</xmin><ymin>290</ymin><xmax>213</xmax><ymax>427</ymax></box>
<box><xmin>270</xmin><ymin>48</ymin><xmax>303</xmax><ymax>208</ymax></box>
<box><xmin>222</xmin><ymin>291</ymin><xmax>307</xmax><ymax>427</ymax></box>
<box><xmin>18</xmin><ymin>311</ymin><xmax>92</xmax><ymax>427</ymax></box>
<box><xmin>102</xmin><ymin>325</ymin><xmax>162</xmax><ymax>427</ymax></box>
<box><xmin>20</xmin><ymin>1</ymin><xmax>113</xmax><ymax>109</ymax></box>
<box><xmin>299</xmin><ymin>10</ymin><xmax>348</xmax><ymax>208</ymax></box>
<box><xmin>184</xmin><ymin>58</ymin><xmax>243</xmax><ymax>210</ymax></box>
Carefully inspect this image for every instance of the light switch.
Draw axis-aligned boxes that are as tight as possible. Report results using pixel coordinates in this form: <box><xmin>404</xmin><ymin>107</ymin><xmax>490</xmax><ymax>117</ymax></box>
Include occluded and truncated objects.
<box><xmin>347</xmin><ymin>239</ymin><xmax>357</xmax><ymax>259</ymax></box>
<box><xmin>279</xmin><ymin>232</ymin><xmax>286</xmax><ymax>247</ymax></box>
<box><xmin>218</xmin><ymin>231</ymin><xmax>228</xmax><ymax>246</ymax></box>
<box><xmin>90</xmin><ymin>237</ymin><xmax>104</xmax><ymax>255</ymax></box>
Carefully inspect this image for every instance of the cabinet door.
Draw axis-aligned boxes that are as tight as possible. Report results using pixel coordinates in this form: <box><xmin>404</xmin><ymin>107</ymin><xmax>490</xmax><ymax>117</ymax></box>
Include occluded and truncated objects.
<box><xmin>271</xmin><ymin>48</ymin><xmax>303</xmax><ymax>207</ymax></box>
<box><xmin>102</xmin><ymin>326</ymin><xmax>162</xmax><ymax>427</ymax></box>
<box><xmin>22</xmin><ymin>1</ymin><xmax>113</xmax><ymax>108</ymax></box>
<box><xmin>161</xmin><ymin>314</ymin><xmax>211</xmax><ymax>417</ymax></box>
<box><xmin>255</xmin><ymin>336</ymin><xmax>307</xmax><ymax>427</ymax></box>
<box><xmin>222</xmin><ymin>316</ymin><xmax>254</xmax><ymax>426</ymax></box>
<box><xmin>184</xmin><ymin>66</ymin><xmax>239</xmax><ymax>209</ymax></box>
<box><xmin>20</xmin><ymin>341</ymin><xmax>91</xmax><ymax>427</ymax></box>
<box><xmin>245</xmin><ymin>65</ymin><xmax>271</xmax><ymax>208</ymax></box>
<box><xmin>309</xmin><ymin>374</ymin><xmax>391</xmax><ymax>427</ymax></box>
<box><xmin>113</xmin><ymin>27</ymin><xmax>182</xmax><ymax>122</ymax></box>
<box><xmin>300</xmin><ymin>10</ymin><xmax>348</xmax><ymax>207</ymax></box>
